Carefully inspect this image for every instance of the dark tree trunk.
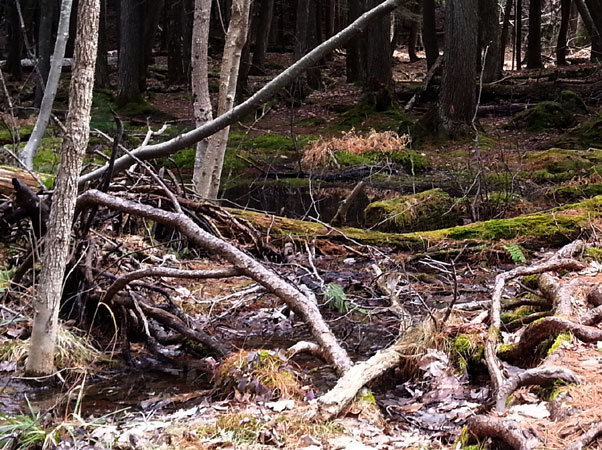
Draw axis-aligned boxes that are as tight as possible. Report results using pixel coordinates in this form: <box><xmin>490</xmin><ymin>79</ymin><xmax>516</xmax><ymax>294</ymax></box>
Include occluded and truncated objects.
<box><xmin>306</xmin><ymin>0</ymin><xmax>323</xmax><ymax>89</ymax></box>
<box><xmin>142</xmin><ymin>0</ymin><xmax>164</xmax><ymax>83</ymax></box>
<box><xmin>500</xmin><ymin>0</ymin><xmax>513</xmax><ymax>67</ymax></box>
<box><xmin>364</xmin><ymin>0</ymin><xmax>392</xmax><ymax>109</ymax></box>
<box><xmin>237</xmin><ymin>1</ymin><xmax>258</xmax><ymax>99</ymax></box>
<box><xmin>117</xmin><ymin>0</ymin><xmax>143</xmax><ymax>104</ymax></box>
<box><xmin>7</xmin><ymin>0</ymin><xmax>24</xmax><ymax>80</ymax></box>
<box><xmin>514</xmin><ymin>0</ymin><xmax>523</xmax><ymax>70</ymax></box>
<box><xmin>94</xmin><ymin>0</ymin><xmax>110</xmax><ymax>88</ymax></box>
<box><xmin>167</xmin><ymin>0</ymin><xmax>185</xmax><ymax>83</ymax></box>
<box><xmin>479</xmin><ymin>0</ymin><xmax>502</xmax><ymax>82</ymax></box>
<box><xmin>250</xmin><ymin>0</ymin><xmax>274</xmax><ymax>72</ymax></box>
<box><xmin>182</xmin><ymin>0</ymin><xmax>195</xmax><ymax>81</ymax></box>
<box><xmin>35</xmin><ymin>0</ymin><xmax>57</xmax><ymax>107</ymax></box>
<box><xmin>408</xmin><ymin>20</ymin><xmax>420</xmax><ymax>62</ymax></box>
<box><xmin>583</xmin><ymin>0</ymin><xmax>602</xmax><ymax>60</ymax></box>
<box><xmin>556</xmin><ymin>0</ymin><xmax>571</xmax><ymax>65</ymax></box>
<box><xmin>346</xmin><ymin>0</ymin><xmax>365</xmax><ymax>82</ymax></box>
<box><xmin>574</xmin><ymin>0</ymin><xmax>602</xmax><ymax>60</ymax></box>
<box><xmin>526</xmin><ymin>0</ymin><xmax>542</xmax><ymax>68</ymax></box>
<box><xmin>438</xmin><ymin>0</ymin><xmax>478</xmax><ymax>135</ymax></box>
<box><xmin>325</xmin><ymin>0</ymin><xmax>336</xmax><ymax>38</ymax></box>
<box><xmin>422</xmin><ymin>0</ymin><xmax>439</xmax><ymax>69</ymax></box>
<box><xmin>65</xmin><ymin>0</ymin><xmax>79</xmax><ymax>57</ymax></box>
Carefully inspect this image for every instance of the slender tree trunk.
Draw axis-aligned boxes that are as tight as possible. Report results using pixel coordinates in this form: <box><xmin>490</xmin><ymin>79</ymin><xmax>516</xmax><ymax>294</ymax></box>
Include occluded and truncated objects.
<box><xmin>557</xmin><ymin>0</ymin><xmax>571</xmax><ymax>65</ymax></box>
<box><xmin>364</xmin><ymin>0</ymin><xmax>392</xmax><ymax>109</ymax></box>
<box><xmin>197</xmin><ymin>0</ymin><xmax>251</xmax><ymax>199</ymax></box>
<box><xmin>579</xmin><ymin>0</ymin><xmax>602</xmax><ymax>60</ymax></box>
<box><xmin>408</xmin><ymin>19</ymin><xmax>419</xmax><ymax>62</ymax></box>
<box><xmin>167</xmin><ymin>0</ymin><xmax>185</xmax><ymax>83</ymax></box>
<box><xmin>143</xmin><ymin>0</ymin><xmax>164</xmax><ymax>82</ymax></box>
<box><xmin>325</xmin><ymin>0</ymin><xmax>336</xmax><ymax>37</ymax></box>
<box><xmin>117</xmin><ymin>0</ymin><xmax>143</xmax><ymax>104</ymax></box>
<box><xmin>514</xmin><ymin>0</ymin><xmax>523</xmax><ymax>70</ymax></box>
<box><xmin>306</xmin><ymin>0</ymin><xmax>323</xmax><ymax>90</ymax></box>
<box><xmin>35</xmin><ymin>0</ymin><xmax>57</xmax><ymax>107</ymax></box>
<box><xmin>94</xmin><ymin>0</ymin><xmax>109</xmax><ymax>88</ymax></box>
<box><xmin>250</xmin><ymin>0</ymin><xmax>275</xmax><ymax>72</ymax></box>
<box><xmin>6</xmin><ymin>1</ymin><xmax>24</xmax><ymax>80</ymax></box>
<box><xmin>438</xmin><ymin>0</ymin><xmax>478</xmax><ymax>135</ymax></box>
<box><xmin>25</xmin><ymin>0</ymin><xmax>100</xmax><ymax>377</ymax></box>
<box><xmin>20</xmin><ymin>0</ymin><xmax>74</xmax><ymax>170</ymax></box>
<box><xmin>346</xmin><ymin>0</ymin><xmax>365</xmax><ymax>82</ymax></box>
<box><xmin>479</xmin><ymin>0</ymin><xmax>502</xmax><ymax>82</ymax></box>
<box><xmin>526</xmin><ymin>0</ymin><xmax>542</xmax><ymax>68</ymax></box>
<box><xmin>499</xmin><ymin>0</ymin><xmax>513</xmax><ymax>68</ymax></box>
<box><xmin>422</xmin><ymin>0</ymin><xmax>439</xmax><ymax>69</ymax></box>
<box><xmin>192</xmin><ymin>0</ymin><xmax>213</xmax><ymax>195</ymax></box>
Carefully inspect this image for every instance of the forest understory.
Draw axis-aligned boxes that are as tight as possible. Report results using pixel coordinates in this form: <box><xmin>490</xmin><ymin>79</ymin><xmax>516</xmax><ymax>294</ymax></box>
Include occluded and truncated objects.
<box><xmin>2</xmin><ymin>38</ymin><xmax>602</xmax><ymax>450</ymax></box>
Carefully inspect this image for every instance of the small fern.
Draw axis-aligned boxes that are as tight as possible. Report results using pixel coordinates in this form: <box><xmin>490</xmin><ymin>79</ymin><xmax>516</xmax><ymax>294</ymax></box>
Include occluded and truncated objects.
<box><xmin>324</xmin><ymin>283</ymin><xmax>350</xmax><ymax>314</ymax></box>
<box><xmin>504</xmin><ymin>244</ymin><xmax>527</xmax><ymax>264</ymax></box>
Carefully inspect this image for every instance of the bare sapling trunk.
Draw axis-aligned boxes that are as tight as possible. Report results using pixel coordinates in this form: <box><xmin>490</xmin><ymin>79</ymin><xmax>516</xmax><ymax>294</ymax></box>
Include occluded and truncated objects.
<box><xmin>191</xmin><ymin>0</ymin><xmax>214</xmax><ymax>194</ymax></box>
<box><xmin>20</xmin><ymin>0</ymin><xmax>74</xmax><ymax>170</ymax></box>
<box><xmin>26</xmin><ymin>0</ymin><xmax>100</xmax><ymax>377</ymax></box>
<box><xmin>195</xmin><ymin>0</ymin><xmax>251</xmax><ymax>199</ymax></box>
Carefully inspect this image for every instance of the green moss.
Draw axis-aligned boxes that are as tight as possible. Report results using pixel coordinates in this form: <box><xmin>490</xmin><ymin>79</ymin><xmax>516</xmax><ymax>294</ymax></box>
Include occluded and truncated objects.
<box><xmin>548</xmin><ymin>332</ymin><xmax>572</xmax><ymax>355</ymax></box>
<box><xmin>585</xmin><ymin>246</ymin><xmax>602</xmax><ymax>262</ymax></box>
<box><xmin>558</xmin><ymin>90</ymin><xmax>587</xmax><ymax>114</ymax></box>
<box><xmin>335</xmin><ymin>150</ymin><xmax>378</xmax><ymax>166</ymax></box>
<box><xmin>0</xmin><ymin>126</ymin><xmax>33</xmax><ymax>145</ymax></box>
<box><xmin>522</xmin><ymin>274</ymin><xmax>539</xmax><ymax>289</ymax></box>
<box><xmin>296</xmin><ymin>117</ymin><xmax>326</xmax><ymax>126</ymax></box>
<box><xmin>530</xmin><ymin>169</ymin><xmax>576</xmax><ymax>183</ymax></box>
<box><xmin>554</xmin><ymin>113</ymin><xmax>602</xmax><ymax>149</ymax></box>
<box><xmin>548</xmin><ymin>183</ymin><xmax>602</xmax><ymax>201</ymax></box>
<box><xmin>497</xmin><ymin>343</ymin><xmax>518</xmax><ymax>358</ymax></box>
<box><xmin>364</xmin><ymin>189</ymin><xmax>458</xmax><ymax>232</ymax></box>
<box><xmin>33</xmin><ymin>138</ymin><xmax>62</xmax><ymax>173</ymax></box>
<box><xmin>527</xmin><ymin>148</ymin><xmax>592</xmax><ymax>174</ymax></box>
<box><xmin>355</xmin><ymin>389</ymin><xmax>377</xmax><ymax>405</ymax></box>
<box><xmin>501</xmin><ymin>306</ymin><xmax>537</xmax><ymax>323</ymax></box>
<box><xmin>506</xmin><ymin>102</ymin><xmax>574</xmax><ymax>132</ymax></box>
<box><xmin>389</xmin><ymin>150</ymin><xmax>429</xmax><ymax>173</ymax></box>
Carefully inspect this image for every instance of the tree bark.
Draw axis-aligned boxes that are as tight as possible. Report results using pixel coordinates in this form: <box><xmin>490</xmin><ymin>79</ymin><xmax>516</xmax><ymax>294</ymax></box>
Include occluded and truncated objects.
<box><xmin>526</xmin><ymin>0</ymin><xmax>542</xmax><ymax>68</ymax></box>
<box><xmin>6</xmin><ymin>1</ymin><xmax>24</xmax><ymax>80</ymax></box>
<box><xmin>437</xmin><ymin>0</ymin><xmax>478</xmax><ymax>135</ymax></box>
<box><xmin>576</xmin><ymin>0</ymin><xmax>602</xmax><ymax>60</ymax></box>
<box><xmin>422</xmin><ymin>0</ymin><xmax>439</xmax><ymax>69</ymax></box>
<box><xmin>35</xmin><ymin>0</ymin><xmax>57</xmax><ymax>107</ymax></box>
<box><xmin>557</xmin><ymin>0</ymin><xmax>572</xmax><ymax>65</ymax></box>
<box><xmin>94</xmin><ymin>0</ymin><xmax>110</xmax><ymax>88</ymax></box>
<box><xmin>20</xmin><ymin>0</ymin><xmax>74</xmax><ymax>170</ymax></box>
<box><xmin>346</xmin><ymin>0</ymin><xmax>365</xmax><ymax>82</ymax></box>
<box><xmin>117</xmin><ymin>0</ymin><xmax>143</xmax><ymax>104</ymax></box>
<box><xmin>167</xmin><ymin>0</ymin><xmax>185</xmax><ymax>83</ymax></box>
<box><xmin>499</xmin><ymin>0</ymin><xmax>513</xmax><ymax>68</ymax></box>
<box><xmin>250</xmin><ymin>0</ymin><xmax>275</xmax><ymax>72</ymax></box>
<box><xmin>479</xmin><ymin>0</ymin><xmax>502</xmax><ymax>82</ymax></box>
<box><xmin>191</xmin><ymin>0</ymin><xmax>214</xmax><ymax>195</ymax></box>
<box><xmin>78</xmin><ymin>0</ymin><xmax>405</xmax><ymax>186</ymax></box>
<box><xmin>195</xmin><ymin>0</ymin><xmax>251</xmax><ymax>199</ymax></box>
<box><xmin>516</xmin><ymin>0</ymin><xmax>522</xmax><ymax>69</ymax></box>
<box><xmin>364</xmin><ymin>0</ymin><xmax>392</xmax><ymax>108</ymax></box>
<box><xmin>25</xmin><ymin>0</ymin><xmax>100</xmax><ymax>377</ymax></box>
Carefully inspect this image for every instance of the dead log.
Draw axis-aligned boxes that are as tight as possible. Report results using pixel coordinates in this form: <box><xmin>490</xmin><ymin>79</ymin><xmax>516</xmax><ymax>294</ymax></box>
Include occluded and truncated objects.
<box><xmin>77</xmin><ymin>189</ymin><xmax>353</xmax><ymax>372</ymax></box>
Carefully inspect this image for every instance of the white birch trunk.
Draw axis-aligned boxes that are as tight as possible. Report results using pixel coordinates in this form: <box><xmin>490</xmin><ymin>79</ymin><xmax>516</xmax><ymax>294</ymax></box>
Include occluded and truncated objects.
<box><xmin>20</xmin><ymin>0</ymin><xmax>74</xmax><ymax>170</ymax></box>
<box><xmin>191</xmin><ymin>0</ymin><xmax>214</xmax><ymax>195</ymax></box>
<box><xmin>25</xmin><ymin>0</ymin><xmax>100</xmax><ymax>376</ymax></box>
<box><xmin>197</xmin><ymin>0</ymin><xmax>252</xmax><ymax>199</ymax></box>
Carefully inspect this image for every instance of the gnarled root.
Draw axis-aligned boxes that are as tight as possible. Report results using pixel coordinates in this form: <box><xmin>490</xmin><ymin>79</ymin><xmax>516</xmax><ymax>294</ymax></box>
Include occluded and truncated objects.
<box><xmin>567</xmin><ymin>422</ymin><xmax>602</xmax><ymax>450</ymax></box>
<box><xmin>467</xmin><ymin>415</ymin><xmax>538</xmax><ymax>450</ymax></box>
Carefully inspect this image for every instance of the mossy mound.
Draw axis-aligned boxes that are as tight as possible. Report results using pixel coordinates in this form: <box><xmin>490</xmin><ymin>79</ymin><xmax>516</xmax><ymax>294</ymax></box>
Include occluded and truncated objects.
<box><xmin>364</xmin><ymin>189</ymin><xmax>458</xmax><ymax>232</ymax></box>
<box><xmin>547</xmin><ymin>183</ymin><xmax>602</xmax><ymax>202</ymax></box>
<box><xmin>527</xmin><ymin>148</ymin><xmax>593</xmax><ymax>173</ymax></box>
<box><xmin>558</xmin><ymin>90</ymin><xmax>587</xmax><ymax>114</ymax></box>
<box><xmin>506</xmin><ymin>102</ymin><xmax>573</xmax><ymax>132</ymax></box>
<box><xmin>553</xmin><ymin>113</ymin><xmax>602</xmax><ymax>149</ymax></box>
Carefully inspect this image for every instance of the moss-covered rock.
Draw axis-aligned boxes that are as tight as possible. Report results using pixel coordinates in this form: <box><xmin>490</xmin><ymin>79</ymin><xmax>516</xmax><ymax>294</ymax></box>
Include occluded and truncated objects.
<box><xmin>558</xmin><ymin>90</ymin><xmax>587</xmax><ymax>114</ymax></box>
<box><xmin>553</xmin><ymin>113</ymin><xmax>602</xmax><ymax>149</ymax></box>
<box><xmin>527</xmin><ymin>148</ymin><xmax>592</xmax><ymax>173</ymax></box>
<box><xmin>364</xmin><ymin>189</ymin><xmax>458</xmax><ymax>232</ymax></box>
<box><xmin>506</xmin><ymin>102</ymin><xmax>573</xmax><ymax>132</ymax></box>
<box><xmin>547</xmin><ymin>183</ymin><xmax>602</xmax><ymax>202</ymax></box>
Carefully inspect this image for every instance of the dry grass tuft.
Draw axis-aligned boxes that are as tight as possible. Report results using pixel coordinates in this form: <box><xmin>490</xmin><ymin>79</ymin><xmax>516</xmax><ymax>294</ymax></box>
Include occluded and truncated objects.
<box><xmin>301</xmin><ymin>128</ymin><xmax>411</xmax><ymax>168</ymax></box>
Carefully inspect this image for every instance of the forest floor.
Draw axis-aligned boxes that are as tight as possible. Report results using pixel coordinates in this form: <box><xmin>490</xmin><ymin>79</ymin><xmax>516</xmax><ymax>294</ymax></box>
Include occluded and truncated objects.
<box><xmin>1</xmin><ymin>47</ymin><xmax>602</xmax><ymax>450</ymax></box>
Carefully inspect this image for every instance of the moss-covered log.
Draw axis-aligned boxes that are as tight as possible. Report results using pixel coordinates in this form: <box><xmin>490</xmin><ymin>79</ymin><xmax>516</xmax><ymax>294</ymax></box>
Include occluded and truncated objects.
<box><xmin>228</xmin><ymin>195</ymin><xmax>602</xmax><ymax>250</ymax></box>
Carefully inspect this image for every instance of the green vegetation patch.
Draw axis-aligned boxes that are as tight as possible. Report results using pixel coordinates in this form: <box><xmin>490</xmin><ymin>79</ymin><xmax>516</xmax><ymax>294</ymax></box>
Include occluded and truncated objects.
<box><xmin>365</xmin><ymin>189</ymin><xmax>458</xmax><ymax>232</ymax></box>
<box><xmin>451</xmin><ymin>334</ymin><xmax>485</xmax><ymax>372</ymax></box>
<box><xmin>558</xmin><ymin>90</ymin><xmax>587</xmax><ymax>114</ymax></box>
<box><xmin>554</xmin><ymin>113</ymin><xmax>602</xmax><ymax>149</ymax></box>
<box><xmin>527</xmin><ymin>148</ymin><xmax>592</xmax><ymax>173</ymax></box>
<box><xmin>506</xmin><ymin>102</ymin><xmax>573</xmax><ymax>132</ymax></box>
<box><xmin>547</xmin><ymin>183</ymin><xmax>602</xmax><ymax>202</ymax></box>
<box><xmin>0</xmin><ymin>126</ymin><xmax>33</xmax><ymax>145</ymax></box>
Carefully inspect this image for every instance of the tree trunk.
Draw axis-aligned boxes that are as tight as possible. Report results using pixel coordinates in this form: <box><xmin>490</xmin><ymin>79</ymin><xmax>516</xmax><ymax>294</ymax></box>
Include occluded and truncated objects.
<box><xmin>479</xmin><ymin>0</ymin><xmax>502</xmax><ymax>82</ymax></box>
<box><xmin>117</xmin><ymin>0</ymin><xmax>143</xmax><ymax>104</ymax></box>
<box><xmin>325</xmin><ymin>0</ymin><xmax>336</xmax><ymax>38</ymax></box>
<box><xmin>364</xmin><ymin>0</ymin><xmax>392</xmax><ymax>109</ymax></box>
<box><xmin>306</xmin><ymin>0</ymin><xmax>323</xmax><ymax>90</ymax></box>
<box><xmin>94</xmin><ymin>0</ymin><xmax>109</xmax><ymax>88</ymax></box>
<box><xmin>526</xmin><ymin>0</ymin><xmax>542</xmax><ymax>68</ymax></box>
<box><xmin>422</xmin><ymin>0</ymin><xmax>439</xmax><ymax>69</ymax></box>
<box><xmin>167</xmin><ymin>0</ymin><xmax>185</xmax><ymax>83</ymax></box>
<box><xmin>6</xmin><ymin>1</ymin><xmax>24</xmax><ymax>80</ymax></box>
<box><xmin>557</xmin><ymin>0</ymin><xmax>571</xmax><ymax>65</ymax></box>
<box><xmin>25</xmin><ymin>0</ymin><xmax>100</xmax><ymax>377</ymax></box>
<box><xmin>142</xmin><ymin>0</ymin><xmax>164</xmax><ymax>83</ymax></box>
<box><xmin>514</xmin><ymin>0</ymin><xmax>523</xmax><ymax>70</ymax></box>
<box><xmin>293</xmin><ymin>0</ymin><xmax>311</xmax><ymax>97</ymax></box>
<box><xmin>191</xmin><ymin>0</ymin><xmax>213</xmax><ymax>195</ymax></box>
<box><xmin>35</xmin><ymin>0</ymin><xmax>57</xmax><ymax>107</ymax></box>
<box><xmin>196</xmin><ymin>0</ymin><xmax>251</xmax><ymax>199</ymax></box>
<box><xmin>438</xmin><ymin>0</ymin><xmax>478</xmax><ymax>135</ymax></box>
<box><xmin>408</xmin><ymin>19</ymin><xmax>420</xmax><ymax>62</ymax></box>
<box><xmin>499</xmin><ymin>0</ymin><xmax>513</xmax><ymax>68</ymax></box>
<box><xmin>78</xmin><ymin>0</ymin><xmax>406</xmax><ymax>186</ymax></box>
<box><xmin>579</xmin><ymin>0</ymin><xmax>602</xmax><ymax>60</ymax></box>
<box><xmin>250</xmin><ymin>0</ymin><xmax>275</xmax><ymax>72</ymax></box>
<box><xmin>346</xmin><ymin>0</ymin><xmax>365</xmax><ymax>82</ymax></box>
<box><xmin>20</xmin><ymin>0</ymin><xmax>74</xmax><ymax>170</ymax></box>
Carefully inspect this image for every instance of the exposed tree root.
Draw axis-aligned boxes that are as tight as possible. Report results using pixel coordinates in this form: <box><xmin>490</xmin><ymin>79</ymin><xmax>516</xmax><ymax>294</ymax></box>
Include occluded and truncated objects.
<box><xmin>567</xmin><ymin>423</ymin><xmax>602</xmax><ymax>450</ymax></box>
<box><xmin>288</xmin><ymin>341</ymin><xmax>329</xmax><ymax>362</ymax></box>
<box><xmin>499</xmin><ymin>317</ymin><xmax>602</xmax><ymax>362</ymax></box>
<box><xmin>503</xmin><ymin>311</ymin><xmax>553</xmax><ymax>332</ymax></box>
<box><xmin>102</xmin><ymin>266</ymin><xmax>242</xmax><ymax>303</ymax></box>
<box><xmin>467</xmin><ymin>415</ymin><xmax>538</xmax><ymax>450</ymax></box>
<box><xmin>578</xmin><ymin>305</ymin><xmax>602</xmax><ymax>326</ymax></box>
<box><xmin>495</xmin><ymin>366</ymin><xmax>581</xmax><ymax>410</ymax></box>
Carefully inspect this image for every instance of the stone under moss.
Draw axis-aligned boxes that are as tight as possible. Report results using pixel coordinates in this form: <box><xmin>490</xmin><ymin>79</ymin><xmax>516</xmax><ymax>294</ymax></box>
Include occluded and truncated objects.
<box><xmin>364</xmin><ymin>189</ymin><xmax>458</xmax><ymax>232</ymax></box>
<box><xmin>558</xmin><ymin>90</ymin><xmax>587</xmax><ymax>114</ymax></box>
<box><xmin>506</xmin><ymin>102</ymin><xmax>574</xmax><ymax>132</ymax></box>
<box><xmin>553</xmin><ymin>113</ymin><xmax>602</xmax><ymax>149</ymax></box>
